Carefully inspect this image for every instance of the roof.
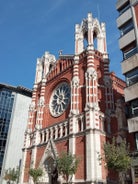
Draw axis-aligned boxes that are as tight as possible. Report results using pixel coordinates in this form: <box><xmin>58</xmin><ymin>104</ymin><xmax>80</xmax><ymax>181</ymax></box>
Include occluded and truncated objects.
<box><xmin>0</xmin><ymin>83</ymin><xmax>32</xmax><ymax>97</ymax></box>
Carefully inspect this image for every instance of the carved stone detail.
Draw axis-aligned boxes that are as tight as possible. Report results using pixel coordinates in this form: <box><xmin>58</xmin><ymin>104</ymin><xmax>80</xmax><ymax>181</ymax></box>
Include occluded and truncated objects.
<box><xmin>85</xmin><ymin>68</ymin><xmax>97</xmax><ymax>79</ymax></box>
<box><xmin>35</xmin><ymin>51</ymin><xmax>56</xmax><ymax>83</ymax></box>
<box><xmin>72</xmin><ymin>76</ymin><xmax>79</xmax><ymax>87</ymax></box>
<box><xmin>75</xmin><ymin>13</ymin><xmax>107</xmax><ymax>55</ymax></box>
<box><xmin>43</xmin><ymin>51</ymin><xmax>56</xmax><ymax>77</ymax></box>
<box><xmin>38</xmin><ymin>96</ymin><xmax>45</xmax><ymax>107</ymax></box>
<box><xmin>29</xmin><ymin>102</ymin><xmax>36</xmax><ymax>111</ymax></box>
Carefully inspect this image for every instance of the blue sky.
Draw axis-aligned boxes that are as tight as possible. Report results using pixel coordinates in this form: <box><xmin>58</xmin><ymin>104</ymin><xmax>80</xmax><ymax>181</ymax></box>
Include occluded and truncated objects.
<box><xmin>0</xmin><ymin>0</ymin><xmax>124</xmax><ymax>89</ymax></box>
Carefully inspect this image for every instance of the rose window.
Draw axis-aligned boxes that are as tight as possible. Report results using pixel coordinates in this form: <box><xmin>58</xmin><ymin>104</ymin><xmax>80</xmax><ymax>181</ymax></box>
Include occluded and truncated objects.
<box><xmin>49</xmin><ymin>82</ymin><xmax>70</xmax><ymax>117</ymax></box>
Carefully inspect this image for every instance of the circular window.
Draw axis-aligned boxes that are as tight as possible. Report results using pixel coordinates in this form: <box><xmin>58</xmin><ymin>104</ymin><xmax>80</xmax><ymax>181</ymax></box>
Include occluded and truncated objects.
<box><xmin>49</xmin><ymin>82</ymin><xmax>71</xmax><ymax>117</ymax></box>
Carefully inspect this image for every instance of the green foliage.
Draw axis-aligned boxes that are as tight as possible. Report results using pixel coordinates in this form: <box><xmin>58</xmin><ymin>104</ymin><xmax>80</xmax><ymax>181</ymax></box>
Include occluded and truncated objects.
<box><xmin>4</xmin><ymin>167</ymin><xmax>19</xmax><ymax>183</ymax></box>
<box><xmin>102</xmin><ymin>137</ymin><xmax>131</xmax><ymax>172</ymax></box>
<box><xmin>29</xmin><ymin>168</ymin><xmax>43</xmax><ymax>184</ymax></box>
<box><xmin>56</xmin><ymin>152</ymin><xmax>80</xmax><ymax>183</ymax></box>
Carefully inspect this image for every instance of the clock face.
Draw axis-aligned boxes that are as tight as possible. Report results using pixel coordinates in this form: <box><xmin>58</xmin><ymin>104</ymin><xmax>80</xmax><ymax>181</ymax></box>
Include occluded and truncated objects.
<box><xmin>49</xmin><ymin>82</ymin><xmax>71</xmax><ymax>117</ymax></box>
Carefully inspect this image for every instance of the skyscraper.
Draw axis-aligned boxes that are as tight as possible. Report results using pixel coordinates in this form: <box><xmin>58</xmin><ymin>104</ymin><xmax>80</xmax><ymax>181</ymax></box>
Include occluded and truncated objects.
<box><xmin>0</xmin><ymin>83</ymin><xmax>32</xmax><ymax>183</ymax></box>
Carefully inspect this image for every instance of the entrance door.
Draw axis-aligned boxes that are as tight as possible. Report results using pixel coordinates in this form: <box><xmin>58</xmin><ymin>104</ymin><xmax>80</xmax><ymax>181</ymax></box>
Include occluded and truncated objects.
<box><xmin>44</xmin><ymin>157</ymin><xmax>55</xmax><ymax>184</ymax></box>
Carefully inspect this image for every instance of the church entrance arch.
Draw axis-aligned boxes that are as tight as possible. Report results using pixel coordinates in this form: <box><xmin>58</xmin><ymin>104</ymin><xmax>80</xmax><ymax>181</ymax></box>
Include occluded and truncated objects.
<box><xmin>44</xmin><ymin>157</ymin><xmax>58</xmax><ymax>184</ymax></box>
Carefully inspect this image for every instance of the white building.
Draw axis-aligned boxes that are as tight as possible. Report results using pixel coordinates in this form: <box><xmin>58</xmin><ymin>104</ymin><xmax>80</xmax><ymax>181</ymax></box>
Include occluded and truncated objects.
<box><xmin>0</xmin><ymin>84</ymin><xmax>32</xmax><ymax>184</ymax></box>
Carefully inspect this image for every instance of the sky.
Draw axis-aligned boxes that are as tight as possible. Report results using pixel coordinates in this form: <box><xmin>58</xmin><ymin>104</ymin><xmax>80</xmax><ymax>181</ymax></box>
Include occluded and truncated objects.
<box><xmin>0</xmin><ymin>0</ymin><xmax>124</xmax><ymax>90</ymax></box>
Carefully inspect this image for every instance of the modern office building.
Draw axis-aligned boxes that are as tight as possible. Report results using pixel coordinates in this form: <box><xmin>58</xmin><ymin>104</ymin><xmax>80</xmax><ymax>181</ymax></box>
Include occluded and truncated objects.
<box><xmin>116</xmin><ymin>0</ymin><xmax>138</xmax><ymax>183</ymax></box>
<box><xmin>20</xmin><ymin>13</ymin><xmax>128</xmax><ymax>184</ymax></box>
<box><xmin>0</xmin><ymin>83</ymin><xmax>32</xmax><ymax>183</ymax></box>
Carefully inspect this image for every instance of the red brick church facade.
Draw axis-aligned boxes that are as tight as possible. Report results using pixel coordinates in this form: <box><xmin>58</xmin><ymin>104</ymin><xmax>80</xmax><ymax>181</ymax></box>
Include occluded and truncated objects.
<box><xmin>20</xmin><ymin>13</ymin><xmax>127</xmax><ymax>184</ymax></box>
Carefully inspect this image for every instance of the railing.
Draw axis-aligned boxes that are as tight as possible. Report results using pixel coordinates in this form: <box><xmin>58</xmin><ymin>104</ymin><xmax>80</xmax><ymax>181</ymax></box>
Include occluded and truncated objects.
<box><xmin>120</xmin><ymin>21</ymin><xmax>134</xmax><ymax>36</ymax></box>
<box><xmin>118</xmin><ymin>4</ymin><xmax>130</xmax><ymax>15</ymax></box>
<box><xmin>126</xmin><ymin>74</ymin><xmax>138</xmax><ymax>86</ymax></box>
<box><xmin>25</xmin><ymin>114</ymin><xmax>85</xmax><ymax>148</ymax></box>
<box><xmin>124</xmin><ymin>47</ymin><xmax>137</xmax><ymax>60</ymax></box>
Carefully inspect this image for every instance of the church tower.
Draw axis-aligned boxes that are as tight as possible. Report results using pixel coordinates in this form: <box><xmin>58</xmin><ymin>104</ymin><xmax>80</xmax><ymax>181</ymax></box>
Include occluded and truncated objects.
<box><xmin>20</xmin><ymin>13</ymin><xmax>126</xmax><ymax>184</ymax></box>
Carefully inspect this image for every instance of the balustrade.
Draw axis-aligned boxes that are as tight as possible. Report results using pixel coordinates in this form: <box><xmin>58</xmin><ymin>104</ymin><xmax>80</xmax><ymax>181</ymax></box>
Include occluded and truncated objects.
<box><xmin>25</xmin><ymin>115</ymin><xmax>85</xmax><ymax>148</ymax></box>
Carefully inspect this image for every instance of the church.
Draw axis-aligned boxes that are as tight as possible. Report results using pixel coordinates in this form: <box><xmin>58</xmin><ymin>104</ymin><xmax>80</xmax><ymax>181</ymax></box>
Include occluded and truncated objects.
<box><xmin>20</xmin><ymin>13</ymin><xmax>127</xmax><ymax>184</ymax></box>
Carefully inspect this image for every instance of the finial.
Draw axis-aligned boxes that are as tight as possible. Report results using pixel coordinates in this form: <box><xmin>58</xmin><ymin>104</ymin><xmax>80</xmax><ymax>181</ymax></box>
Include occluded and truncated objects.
<box><xmin>88</xmin><ymin>12</ymin><xmax>92</xmax><ymax>21</ymax></box>
<box><xmin>58</xmin><ymin>50</ymin><xmax>63</xmax><ymax>56</ymax></box>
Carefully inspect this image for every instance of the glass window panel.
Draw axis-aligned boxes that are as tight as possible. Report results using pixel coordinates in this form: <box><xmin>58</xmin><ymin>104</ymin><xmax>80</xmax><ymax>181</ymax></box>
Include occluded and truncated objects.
<box><xmin>135</xmin><ymin>133</ymin><xmax>138</xmax><ymax>150</ymax></box>
<box><xmin>126</xmin><ymin>68</ymin><xmax>138</xmax><ymax>86</ymax></box>
<box><xmin>120</xmin><ymin>20</ymin><xmax>134</xmax><ymax>36</ymax></box>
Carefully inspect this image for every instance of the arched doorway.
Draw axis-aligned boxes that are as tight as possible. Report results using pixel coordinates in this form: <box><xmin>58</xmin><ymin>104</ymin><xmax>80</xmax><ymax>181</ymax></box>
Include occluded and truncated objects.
<box><xmin>44</xmin><ymin>157</ymin><xmax>58</xmax><ymax>184</ymax></box>
<box><xmin>38</xmin><ymin>139</ymin><xmax>59</xmax><ymax>184</ymax></box>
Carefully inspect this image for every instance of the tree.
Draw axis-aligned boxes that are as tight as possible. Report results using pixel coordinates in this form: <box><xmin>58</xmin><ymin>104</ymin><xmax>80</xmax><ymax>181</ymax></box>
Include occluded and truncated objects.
<box><xmin>29</xmin><ymin>168</ymin><xmax>43</xmax><ymax>184</ymax></box>
<box><xmin>4</xmin><ymin>167</ymin><xmax>19</xmax><ymax>184</ymax></box>
<box><xmin>56</xmin><ymin>152</ymin><xmax>80</xmax><ymax>184</ymax></box>
<box><xmin>99</xmin><ymin>137</ymin><xmax>131</xmax><ymax>184</ymax></box>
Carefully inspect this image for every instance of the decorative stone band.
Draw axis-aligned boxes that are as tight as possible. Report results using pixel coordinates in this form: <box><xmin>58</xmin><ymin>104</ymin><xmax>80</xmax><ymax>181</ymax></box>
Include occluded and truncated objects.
<box><xmin>24</xmin><ymin>114</ymin><xmax>85</xmax><ymax>148</ymax></box>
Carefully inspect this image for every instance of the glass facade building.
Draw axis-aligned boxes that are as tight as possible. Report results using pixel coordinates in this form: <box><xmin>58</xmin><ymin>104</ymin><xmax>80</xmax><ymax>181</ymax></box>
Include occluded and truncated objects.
<box><xmin>0</xmin><ymin>88</ymin><xmax>14</xmax><ymax>174</ymax></box>
<box><xmin>0</xmin><ymin>84</ymin><xmax>32</xmax><ymax>183</ymax></box>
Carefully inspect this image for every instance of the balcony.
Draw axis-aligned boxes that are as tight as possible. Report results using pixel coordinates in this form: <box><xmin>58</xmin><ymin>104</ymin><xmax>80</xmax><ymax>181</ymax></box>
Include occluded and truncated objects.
<box><xmin>126</xmin><ymin>74</ymin><xmax>138</xmax><ymax>87</ymax></box>
<box><xmin>124</xmin><ymin>83</ymin><xmax>138</xmax><ymax>102</ymax></box>
<box><xmin>128</xmin><ymin>116</ymin><xmax>138</xmax><ymax>133</ymax></box>
<box><xmin>119</xmin><ymin>29</ymin><xmax>136</xmax><ymax>50</ymax></box>
<box><xmin>116</xmin><ymin>0</ymin><xmax>129</xmax><ymax>11</ymax></box>
<box><xmin>122</xmin><ymin>53</ymin><xmax>138</xmax><ymax>74</ymax></box>
<box><xmin>124</xmin><ymin>47</ymin><xmax>137</xmax><ymax>60</ymax></box>
<box><xmin>117</xmin><ymin>8</ymin><xmax>132</xmax><ymax>28</ymax></box>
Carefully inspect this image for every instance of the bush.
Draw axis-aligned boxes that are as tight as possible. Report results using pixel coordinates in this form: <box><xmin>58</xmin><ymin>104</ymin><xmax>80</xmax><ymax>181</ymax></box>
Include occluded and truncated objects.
<box><xmin>29</xmin><ymin>168</ymin><xmax>43</xmax><ymax>184</ymax></box>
